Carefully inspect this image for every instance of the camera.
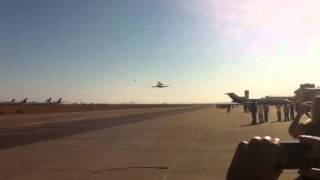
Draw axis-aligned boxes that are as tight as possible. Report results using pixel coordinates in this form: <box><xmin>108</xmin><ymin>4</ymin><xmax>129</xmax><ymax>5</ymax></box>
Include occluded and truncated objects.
<box><xmin>277</xmin><ymin>141</ymin><xmax>320</xmax><ymax>169</ymax></box>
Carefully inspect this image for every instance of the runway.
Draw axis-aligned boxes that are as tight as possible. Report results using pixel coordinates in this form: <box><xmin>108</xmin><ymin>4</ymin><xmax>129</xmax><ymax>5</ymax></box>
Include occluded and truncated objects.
<box><xmin>0</xmin><ymin>105</ymin><xmax>298</xmax><ymax>179</ymax></box>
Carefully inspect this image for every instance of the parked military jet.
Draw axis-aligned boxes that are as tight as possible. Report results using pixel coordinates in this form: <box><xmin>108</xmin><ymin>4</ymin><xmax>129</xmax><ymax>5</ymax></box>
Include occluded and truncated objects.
<box><xmin>0</xmin><ymin>98</ymin><xmax>16</xmax><ymax>104</ymax></box>
<box><xmin>226</xmin><ymin>93</ymin><xmax>291</xmax><ymax>105</ymax></box>
<box><xmin>33</xmin><ymin>98</ymin><xmax>63</xmax><ymax>105</ymax></box>
<box><xmin>21</xmin><ymin>98</ymin><xmax>28</xmax><ymax>104</ymax></box>
<box><xmin>46</xmin><ymin>98</ymin><xmax>52</xmax><ymax>104</ymax></box>
<box><xmin>0</xmin><ymin>98</ymin><xmax>28</xmax><ymax>105</ymax></box>
<box><xmin>0</xmin><ymin>97</ymin><xmax>63</xmax><ymax>105</ymax></box>
<box><xmin>55</xmin><ymin>98</ymin><xmax>63</xmax><ymax>104</ymax></box>
<box><xmin>152</xmin><ymin>82</ymin><xmax>169</xmax><ymax>88</ymax></box>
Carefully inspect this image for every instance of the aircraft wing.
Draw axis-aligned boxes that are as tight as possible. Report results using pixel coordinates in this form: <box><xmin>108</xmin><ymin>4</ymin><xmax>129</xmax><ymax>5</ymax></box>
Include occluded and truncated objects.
<box><xmin>243</xmin><ymin>98</ymin><xmax>291</xmax><ymax>105</ymax></box>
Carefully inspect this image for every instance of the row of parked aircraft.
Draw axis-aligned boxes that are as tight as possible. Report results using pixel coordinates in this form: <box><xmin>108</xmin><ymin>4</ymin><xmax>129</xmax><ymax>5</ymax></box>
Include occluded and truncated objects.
<box><xmin>0</xmin><ymin>98</ymin><xmax>63</xmax><ymax>105</ymax></box>
<box><xmin>0</xmin><ymin>81</ymin><xmax>167</xmax><ymax>106</ymax></box>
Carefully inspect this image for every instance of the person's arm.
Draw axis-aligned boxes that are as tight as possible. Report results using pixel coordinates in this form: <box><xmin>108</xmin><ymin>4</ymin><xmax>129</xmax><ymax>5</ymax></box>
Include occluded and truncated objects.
<box><xmin>289</xmin><ymin>113</ymin><xmax>306</xmax><ymax>139</ymax></box>
<box><xmin>289</xmin><ymin>103</ymin><xmax>312</xmax><ymax>139</ymax></box>
<box><xmin>226</xmin><ymin>136</ymin><xmax>282</xmax><ymax>180</ymax></box>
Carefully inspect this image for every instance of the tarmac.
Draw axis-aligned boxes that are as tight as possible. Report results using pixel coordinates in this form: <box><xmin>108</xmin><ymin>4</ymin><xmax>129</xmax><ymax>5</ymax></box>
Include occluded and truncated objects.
<box><xmin>0</xmin><ymin>105</ymin><xmax>299</xmax><ymax>179</ymax></box>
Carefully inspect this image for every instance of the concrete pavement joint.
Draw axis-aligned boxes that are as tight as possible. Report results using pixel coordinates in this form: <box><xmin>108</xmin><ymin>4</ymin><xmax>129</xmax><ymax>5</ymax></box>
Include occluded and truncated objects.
<box><xmin>160</xmin><ymin>131</ymin><xmax>208</xmax><ymax>180</ymax></box>
<box><xmin>92</xmin><ymin>166</ymin><xmax>169</xmax><ymax>174</ymax></box>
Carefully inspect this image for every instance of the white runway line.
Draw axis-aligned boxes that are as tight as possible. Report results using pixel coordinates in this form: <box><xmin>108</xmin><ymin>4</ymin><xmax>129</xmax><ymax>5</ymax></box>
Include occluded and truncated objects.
<box><xmin>21</xmin><ymin>117</ymin><xmax>87</xmax><ymax>127</ymax></box>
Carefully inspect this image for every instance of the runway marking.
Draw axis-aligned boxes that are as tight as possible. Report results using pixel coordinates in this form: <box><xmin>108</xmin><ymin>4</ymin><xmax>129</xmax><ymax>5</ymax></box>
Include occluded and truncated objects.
<box><xmin>160</xmin><ymin>132</ymin><xmax>207</xmax><ymax>180</ymax></box>
<box><xmin>92</xmin><ymin>166</ymin><xmax>168</xmax><ymax>174</ymax></box>
<box><xmin>22</xmin><ymin>121</ymin><xmax>48</xmax><ymax>126</ymax></box>
<box><xmin>21</xmin><ymin>117</ymin><xmax>87</xmax><ymax>127</ymax></box>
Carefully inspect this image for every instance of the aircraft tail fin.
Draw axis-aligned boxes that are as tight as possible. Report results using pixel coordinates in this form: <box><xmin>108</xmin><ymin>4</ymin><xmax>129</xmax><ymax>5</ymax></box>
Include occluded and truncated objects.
<box><xmin>56</xmin><ymin>98</ymin><xmax>62</xmax><ymax>104</ymax></box>
<box><xmin>21</xmin><ymin>98</ymin><xmax>28</xmax><ymax>104</ymax></box>
<box><xmin>46</xmin><ymin>98</ymin><xmax>52</xmax><ymax>104</ymax></box>
<box><xmin>226</xmin><ymin>93</ymin><xmax>244</xmax><ymax>103</ymax></box>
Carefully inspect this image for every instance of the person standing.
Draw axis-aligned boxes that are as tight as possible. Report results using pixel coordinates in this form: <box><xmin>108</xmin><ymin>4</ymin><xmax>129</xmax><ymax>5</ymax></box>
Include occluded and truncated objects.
<box><xmin>249</xmin><ymin>102</ymin><xmax>257</xmax><ymax>125</ymax></box>
<box><xmin>289</xmin><ymin>103</ymin><xmax>295</xmax><ymax>121</ymax></box>
<box><xmin>257</xmin><ymin>104</ymin><xmax>264</xmax><ymax>123</ymax></box>
<box><xmin>263</xmin><ymin>104</ymin><xmax>269</xmax><ymax>122</ymax></box>
<box><xmin>276</xmin><ymin>105</ymin><xmax>282</xmax><ymax>121</ymax></box>
<box><xmin>283</xmin><ymin>104</ymin><xmax>290</xmax><ymax>121</ymax></box>
<box><xmin>227</xmin><ymin>105</ymin><xmax>231</xmax><ymax>113</ymax></box>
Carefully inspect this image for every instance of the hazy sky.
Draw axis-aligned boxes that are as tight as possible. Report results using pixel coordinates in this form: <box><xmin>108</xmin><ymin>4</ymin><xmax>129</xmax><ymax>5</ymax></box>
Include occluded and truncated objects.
<box><xmin>1</xmin><ymin>0</ymin><xmax>320</xmax><ymax>103</ymax></box>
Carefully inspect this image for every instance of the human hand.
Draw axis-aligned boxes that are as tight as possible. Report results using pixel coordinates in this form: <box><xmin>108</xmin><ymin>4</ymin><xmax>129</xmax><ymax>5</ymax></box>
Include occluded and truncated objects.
<box><xmin>227</xmin><ymin>136</ymin><xmax>282</xmax><ymax>180</ymax></box>
<box><xmin>296</xmin><ymin>102</ymin><xmax>312</xmax><ymax>117</ymax></box>
<box><xmin>289</xmin><ymin>102</ymin><xmax>312</xmax><ymax>139</ymax></box>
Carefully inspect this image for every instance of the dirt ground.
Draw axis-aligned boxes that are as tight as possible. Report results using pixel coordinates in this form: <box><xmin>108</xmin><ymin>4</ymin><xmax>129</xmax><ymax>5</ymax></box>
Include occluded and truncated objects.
<box><xmin>0</xmin><ymin>104</ymin><xmax>193</xmax><ymax>115</ymax></box>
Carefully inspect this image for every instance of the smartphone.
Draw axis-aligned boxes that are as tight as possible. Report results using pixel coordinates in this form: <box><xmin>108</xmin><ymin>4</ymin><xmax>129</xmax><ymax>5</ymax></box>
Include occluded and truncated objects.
<box><xmin>276</xmin><ymin>141</ymin><xmax>320</xmax><ymax>169</ymax></box>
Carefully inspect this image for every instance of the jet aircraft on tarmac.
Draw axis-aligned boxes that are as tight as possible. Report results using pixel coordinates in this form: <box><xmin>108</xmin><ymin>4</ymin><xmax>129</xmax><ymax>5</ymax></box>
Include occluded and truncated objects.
<box><xmin>0</xmin><ymin>98</ymin><xmax>28</xmax><ymax>105</ymax></box>
<box><xmin>33</xmin><ymin>98</ymin><xmax>63</xmax><ymax>105</ymax></box>
<box><xmin>0</xmin><ymin>98</ymin><xmax>62</xmax><ymax>105</ymax></box>
<box><xmin>152</xmin><ymin>82</ymin><xmax>169</xmax><ymax>88</ymax></box>
<box><xmin>226</xmin><ymin>93</ymin><xmax>291</xmax><ymax>105</ymax></box>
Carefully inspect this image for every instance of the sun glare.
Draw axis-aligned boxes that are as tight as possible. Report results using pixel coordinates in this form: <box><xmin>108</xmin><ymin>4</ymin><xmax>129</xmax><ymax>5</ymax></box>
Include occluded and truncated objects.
<box><xmin>197</xmin><ymin>0</ymin><xmax>320</xmax><ymax>60</ymax></box>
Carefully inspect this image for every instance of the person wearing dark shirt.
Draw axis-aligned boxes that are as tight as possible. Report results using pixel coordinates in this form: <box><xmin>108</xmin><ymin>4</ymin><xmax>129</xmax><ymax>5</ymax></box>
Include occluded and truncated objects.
<box><xmin>263</xmin><ymin>104</ymin><xmax>269</xmax><ymax>122</ymax></box>
<box><xmin>283</xmin><ymin>104</ymin><xmax>290</xmax><ymax>121</ymax></box>
<box><xmin>276</xmin><ymin>105</ymin><xmax>282</xmax><ymax>121</ymax></box>
<box><xmin>289</xmin><ymin>103</ymin><xmax>295</xmax><ymax>121</ymax></box>
<box><xmin>249</xmin><ymin>102</ymin><xmax>257</xmax><ymax>125</ymax></box>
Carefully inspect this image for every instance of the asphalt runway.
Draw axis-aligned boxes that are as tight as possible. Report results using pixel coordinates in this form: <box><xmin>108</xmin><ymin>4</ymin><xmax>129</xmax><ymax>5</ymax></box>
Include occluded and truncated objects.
<box><xmin>0</xmin><ymin>105</ymin><xmax>299</xmax><ymax>179</ymax></box>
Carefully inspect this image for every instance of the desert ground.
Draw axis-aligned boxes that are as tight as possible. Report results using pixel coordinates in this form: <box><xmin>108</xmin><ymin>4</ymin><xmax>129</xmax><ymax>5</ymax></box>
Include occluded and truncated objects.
<box><xmin>0</xmin><ymin>105</ymin><xmax>299</xmax><ymax>180</ymax></box>
<box><xmin>0</xmin><ymin>104</ymin><xmax>191</xmax><ymax>115</ymax></box>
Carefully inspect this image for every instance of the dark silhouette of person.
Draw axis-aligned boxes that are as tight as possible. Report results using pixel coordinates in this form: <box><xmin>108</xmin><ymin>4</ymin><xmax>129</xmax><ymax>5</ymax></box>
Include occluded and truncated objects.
<box><xmin>284</xmin><ymin>104</ymin><xmax>289</xmax><ymax>121</ymax></box>
<box><xmin>263</xmin><ymin>104</ymin><xmax>269</xmax><ymax>122</ymax></box>
<box><xmin>249</xmin><ymin>102</ymin><xmax>257</xmax><ymax>125</ymax></box>
<box><xmin>227</xmin><ymin>105</ymin><xmax>231</xmax><ymax>113</ymax></box>
<box><xmin>289</xmin><ymin>103</ymin><xmax>295</xmax><ymax>121</ymax></box>
<box><xmin>257</xmin><ymin>104</ymin><xmax>264</xmax><ymax>123</ymax></box>
<box><xmin>276</xmin><ymin>105</ymin><xmax>282</xmax><ymax>121</ymax></box>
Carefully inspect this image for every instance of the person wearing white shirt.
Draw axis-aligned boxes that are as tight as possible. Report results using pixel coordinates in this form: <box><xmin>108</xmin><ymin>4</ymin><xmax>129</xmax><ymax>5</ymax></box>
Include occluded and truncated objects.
<box><xmin>257</xmin><ymin>104</ymin><xmax>264</xmax><ymax>123</ymax></box>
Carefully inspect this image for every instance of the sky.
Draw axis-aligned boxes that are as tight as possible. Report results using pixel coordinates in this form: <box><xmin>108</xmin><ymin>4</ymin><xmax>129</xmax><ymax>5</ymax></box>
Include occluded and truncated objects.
<box><xmin>1</xmin><ymin>0</ymin><xmax>320</xmax><ymax>103</ymax></box>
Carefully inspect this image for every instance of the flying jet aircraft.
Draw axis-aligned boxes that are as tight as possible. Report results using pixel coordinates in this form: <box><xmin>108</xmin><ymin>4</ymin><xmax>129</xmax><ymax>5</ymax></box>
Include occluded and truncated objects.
<box><xmin>152</xmin><ymin>82</ymin><xmax>169</xmax><ymax>88</ymax></box>
<box><xmin>226</xmin><ymin>93</ymin><xmax>291</xmax><ymax>105</ymax></box>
